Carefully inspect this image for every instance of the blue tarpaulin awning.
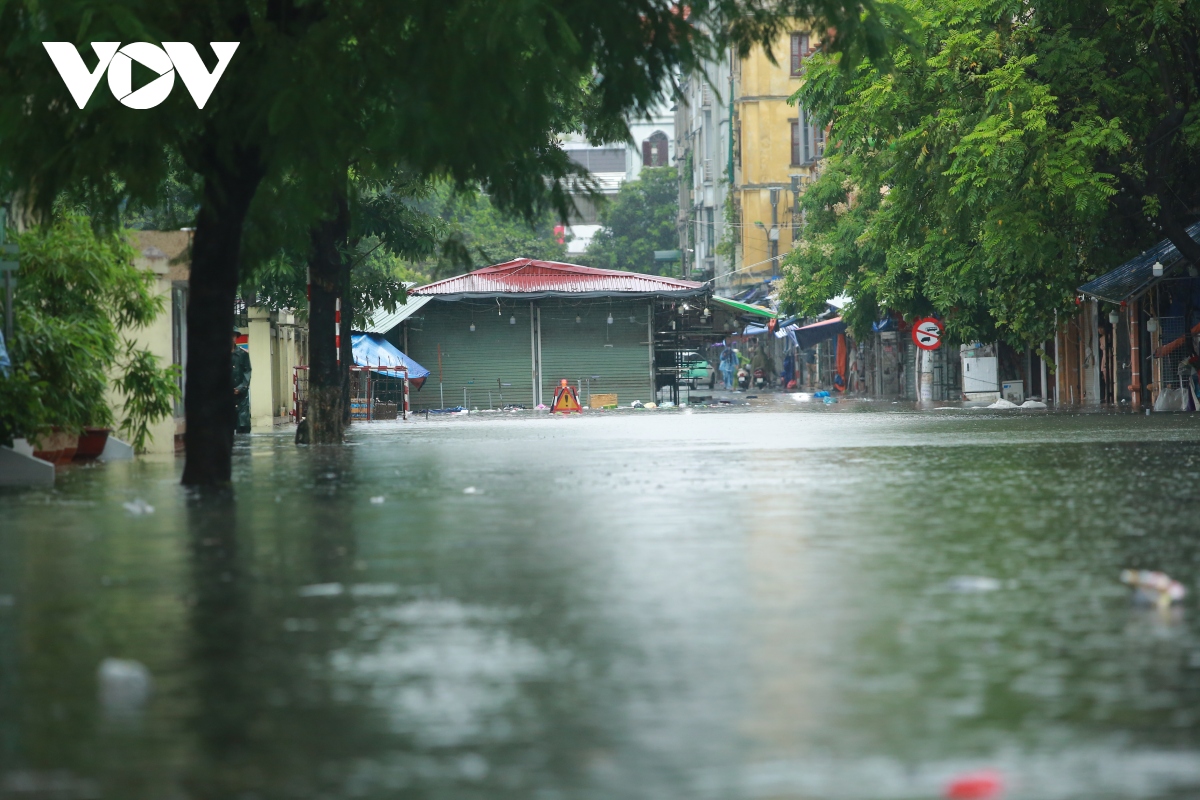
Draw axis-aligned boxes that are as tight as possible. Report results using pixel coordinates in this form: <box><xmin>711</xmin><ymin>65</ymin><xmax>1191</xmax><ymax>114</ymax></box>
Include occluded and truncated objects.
<box><xmin>352</xmin><ymin>333</ymin><xmax>430</xmax><ymax>383</ymax></box>
<box><xmin>796</xmin><ymin>316</ymin><xmax>846</xmax><ymax>350</ymax></box>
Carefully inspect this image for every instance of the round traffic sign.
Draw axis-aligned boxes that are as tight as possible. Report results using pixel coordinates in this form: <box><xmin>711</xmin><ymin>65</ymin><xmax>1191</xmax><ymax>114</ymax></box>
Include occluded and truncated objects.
<box><xmin>912</xmin><ymin>317</ymin><xmax>943</xmax><ymax>351</ymax></box>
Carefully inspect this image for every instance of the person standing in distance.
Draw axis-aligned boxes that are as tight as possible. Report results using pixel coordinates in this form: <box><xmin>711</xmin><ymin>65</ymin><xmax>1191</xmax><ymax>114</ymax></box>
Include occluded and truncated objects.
<box><xmin>231</xmin><ymin>329</ymin><xmax>252</xmax><ymax>434</ymax></box>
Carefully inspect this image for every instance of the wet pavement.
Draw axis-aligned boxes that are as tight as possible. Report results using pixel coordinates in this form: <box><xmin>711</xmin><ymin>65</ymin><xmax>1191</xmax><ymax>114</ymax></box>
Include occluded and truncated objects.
<box><xmin>3</xmin><ymin>402</ymin><xmax>1200</xmax><ymax>799</ymax></box>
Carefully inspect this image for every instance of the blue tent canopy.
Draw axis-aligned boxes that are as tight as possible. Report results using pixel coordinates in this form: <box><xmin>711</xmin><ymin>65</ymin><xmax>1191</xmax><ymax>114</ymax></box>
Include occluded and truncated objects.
<box><xmin>351</xmin><ymin>333</ymin><xmax>430</xmax><ymax>380</ymax></box>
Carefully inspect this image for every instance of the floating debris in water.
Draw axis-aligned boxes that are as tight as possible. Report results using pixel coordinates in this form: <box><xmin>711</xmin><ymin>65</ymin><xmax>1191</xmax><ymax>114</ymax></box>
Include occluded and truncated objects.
<box><xmin>121</xmin><ymin>498</ymin><xmax>154</xmax><ymax>516</ymax></box>
<box><xmin>987</xmin><ymin>399</ymin><xmax>1018</xmax><ymax>409</ymax></box>
<box><xmin>945</xmin><ymin>576</ymin><xmax>1003</xmax><ymax>593</ymax></box>
<box><xmin>298</xmin><ymin>582</ymin><xmax>344</xmax><ymax>598</ymax></box>
<box><xmin>350</xmin><ymin>583</ymin><xmax>400</xmax><ymax>597</ymax></box>
<box><xmin>98</xmin><ymin>658</ymin><xmax>152</xmax><ymax>715</ymax></box>
<box><xmin>944</xmin><ymin>769</ymin><xmax>1004</xmax><ymax>799</ymax></box>
<box><xmin>1120</xmin><ymin>569</ymin><xmax>1186</xmax><ymax>608</ymax></box>
<box><xmin>370</xmin><ymin>496</ymin><xmax>385</xmax><ymax>504</ymax></box>
<box><xmin>463</xmin><ymin>486</ymin><xmax>479</xmax><ymax>495</ymax></box>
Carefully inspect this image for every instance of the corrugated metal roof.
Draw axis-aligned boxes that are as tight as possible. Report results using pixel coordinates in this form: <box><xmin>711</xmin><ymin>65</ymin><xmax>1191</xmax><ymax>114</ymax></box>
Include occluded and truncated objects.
<box><xmin>1078</xmin><ymin>221</ymin><xmax>1200</xmax><ymax>303</ymax></box>
<box><xmin>412</xmin><ymin>259</ymin><xmax>706</xmax><ymax>299</ymax></box>
<box><xmin>360</xmin><ymin>295</ymin><xmax>434</xmax><ymax>333</ymax></box>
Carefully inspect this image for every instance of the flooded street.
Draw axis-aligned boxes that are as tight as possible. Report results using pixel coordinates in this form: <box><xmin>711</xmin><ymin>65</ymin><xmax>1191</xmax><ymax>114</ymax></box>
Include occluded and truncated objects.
<box><xmin>4</xmin><ymin>405</ymin><xmax>1200</xmax><ymax>799</ymax></box>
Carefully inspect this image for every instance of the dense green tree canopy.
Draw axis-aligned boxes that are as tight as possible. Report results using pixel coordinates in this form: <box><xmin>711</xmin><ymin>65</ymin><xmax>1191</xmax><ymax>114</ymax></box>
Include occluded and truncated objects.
<box><xmin>584</xmin><ymin>167</ymin><xmax>679</xmax><ymax>275</ymax></box>
<box><xmin>780</xmin><ymin>0</ymin><xmax>1200</xmax><ymax>347</ymax></box>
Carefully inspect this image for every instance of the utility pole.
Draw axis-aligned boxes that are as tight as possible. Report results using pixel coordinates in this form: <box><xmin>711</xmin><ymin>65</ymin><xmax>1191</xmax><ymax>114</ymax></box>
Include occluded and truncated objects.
<box><xmin>0</xmin><ymin>209</ymin><xmax>18</xmax><ymax>343</ymax></box>
<box><xmin>768</xmin><ymin>187</ymin><xmax>780</xmax><ymax>275</ymax></box>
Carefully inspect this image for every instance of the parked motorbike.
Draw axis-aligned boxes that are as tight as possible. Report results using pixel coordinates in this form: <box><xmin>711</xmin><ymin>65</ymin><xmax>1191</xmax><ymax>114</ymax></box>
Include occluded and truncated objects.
<box><xmin>753</xmin><ymin>368</ymin><xmax>767</xmax><ymax>390</ymax></box>
<box><xmin>736</xmin><ymin>366</ymin><xmax>750</xmax><ymax>390</ymax></box>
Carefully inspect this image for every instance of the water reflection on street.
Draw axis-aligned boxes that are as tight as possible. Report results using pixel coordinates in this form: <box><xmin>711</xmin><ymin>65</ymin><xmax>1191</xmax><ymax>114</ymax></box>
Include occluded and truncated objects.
<box><xmin>3</xmin><ymin>405</ymin><xmax>1200</xmax><ymax>799</ymax></box>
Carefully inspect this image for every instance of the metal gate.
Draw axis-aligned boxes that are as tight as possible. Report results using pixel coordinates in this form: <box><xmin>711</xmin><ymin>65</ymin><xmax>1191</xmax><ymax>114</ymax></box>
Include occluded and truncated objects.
<box><xmin>292</xmin><ymin>365</ymin><xmax>409</xmax><ymax>421</ymax></box>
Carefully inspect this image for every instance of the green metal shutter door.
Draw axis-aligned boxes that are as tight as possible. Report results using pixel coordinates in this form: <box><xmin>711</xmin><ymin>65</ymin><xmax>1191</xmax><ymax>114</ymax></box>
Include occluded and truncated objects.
<box><xmin>539</xmin><ymin>299</ymin><xmax>653</xmax><ymax>406</ymax></box>
<box><xmin>405</xmin><ymin>300</ymin><xmax>534</xmax><ymax>410</ymax></box>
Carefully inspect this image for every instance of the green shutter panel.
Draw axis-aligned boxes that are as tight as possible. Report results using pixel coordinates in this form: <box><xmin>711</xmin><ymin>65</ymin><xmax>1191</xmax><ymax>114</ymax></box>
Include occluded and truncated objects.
<box><xmin>538</xmin><ymin>299</ymin><xmax>653</xmax><ymax>407</ymax></box>
<box><xmin>404</xmin><ymin>301</ymin><xmax>535</xmax><ymax>410</ymax></box>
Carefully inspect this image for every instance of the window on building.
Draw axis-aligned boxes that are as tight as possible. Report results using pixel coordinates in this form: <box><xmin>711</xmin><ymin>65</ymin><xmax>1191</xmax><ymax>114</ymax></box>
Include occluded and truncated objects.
<box><xmin>791</xmin><ymin>33</ymin><xmax>810</xmax><ymax>76</ymax></box>
<box><xmin>790</xmin><ymin>119</ymin><xmax>801</xmax><ymax>166</ymax></box>
<box><xmin>567</xmin><ymin>147</ymin><xmax>626</xmax><ymax>173</ymax></box>
<box><xmin>800</xmin><ymin>107</ymin><xmax>825</xmax><ymax>163</ymax></box>
<box><xmin>642</xmin><ymin>130</ymin><xmax>670</xmax><ymax>167</ymax></box>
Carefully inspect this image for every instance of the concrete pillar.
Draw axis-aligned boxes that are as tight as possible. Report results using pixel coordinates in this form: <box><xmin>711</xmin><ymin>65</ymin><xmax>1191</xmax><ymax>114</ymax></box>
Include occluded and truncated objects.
<box><xmin>919</xmin><ymin>347</ymin><xmax>933</xmax><ymax>402</ymax></box>
<box><xmin>248</xmin><ymin>307</ymin><xmax>274</xmax><ymax>429</ymax></box>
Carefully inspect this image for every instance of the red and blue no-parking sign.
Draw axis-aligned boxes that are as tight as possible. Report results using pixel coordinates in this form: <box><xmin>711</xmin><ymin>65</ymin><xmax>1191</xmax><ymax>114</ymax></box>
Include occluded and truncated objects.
<box><xmin>912</xmin><ymin>317</ymin><xmax>943</xmax><ymax>351</ymax></box>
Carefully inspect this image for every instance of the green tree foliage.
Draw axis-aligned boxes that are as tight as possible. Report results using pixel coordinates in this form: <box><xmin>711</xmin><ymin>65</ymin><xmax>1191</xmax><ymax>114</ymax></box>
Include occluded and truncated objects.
<box><xmin>781</xmin><ymin>0</ymin><xmax>1200</xmax><ymax>347</ymax></box>
<box><xmin>0</xmin><ymin>214</ymin><xmax>179</xmax><ymax>450</ymax></box>
<box><xmin>245</xmin><ymin>173</ymin><xmax>443</xmax><ymax>325</ymax></box>
<box><xmin>417</xmin><ymin>183</ymin><xmax>567</xmax><ymax>280</ymax></box>
<box><xmin>584</xmin><ymin>167</ymin><xmax>679</xmax><ymax>275</ymax></box>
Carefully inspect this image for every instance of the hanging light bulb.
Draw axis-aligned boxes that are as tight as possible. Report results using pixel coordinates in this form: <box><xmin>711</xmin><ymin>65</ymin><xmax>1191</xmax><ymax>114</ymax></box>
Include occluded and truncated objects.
<box><xmin>702</xmin><ymin>307</ymin><xmax>710</xmax><ymax>318</ymax></box>
<box><xmin>629</xmin><ymin>315</ymin><xmax>636</xmax><ymax>324</ymax></box>
<box><xmin>1147</xmin><ymin>317</ymin><xmax>1159</xmax><ymax>333</ymax></box>
<box><xmin>576</xmin><ymin>315</ymin><xmax>581</xmax><ymax>324</ymax></box>
<box><xmin>1153</xmin><ymin>261</ymin><xmax>1164</xmax><ymax>277</ymax></box>
<box><xmin>607</xmin><ymin>313</ymin><xmax>613</xmax><ymax>325</ymax></box>
<box><xmin>509</xmin><ymin>315</ymin><xmax>516</xmax><ymax>325</ymax></box>
<box><xmin>469</xmin><ymin>322</ymin><xmax>476</xmax><ymax>332</ymax></box>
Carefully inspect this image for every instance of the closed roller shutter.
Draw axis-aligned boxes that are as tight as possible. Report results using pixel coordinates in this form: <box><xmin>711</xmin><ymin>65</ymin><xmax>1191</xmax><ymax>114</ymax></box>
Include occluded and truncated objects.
<box><xmin>539</xmin><ymin>299</ymin><xmax>652</xmax><ymax>407</ymax></box>
<box><xmin>405</xmin><ymin>300</ymin><xmax>534</xmax><ymax>410</ymax></box>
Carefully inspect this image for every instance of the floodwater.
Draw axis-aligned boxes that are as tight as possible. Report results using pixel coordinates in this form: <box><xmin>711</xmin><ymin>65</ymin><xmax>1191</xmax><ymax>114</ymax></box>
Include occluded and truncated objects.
<box><xmin>3</xmin><ymin>403</ymin><xmax>1200</xmax><ymax>800</ymax></box>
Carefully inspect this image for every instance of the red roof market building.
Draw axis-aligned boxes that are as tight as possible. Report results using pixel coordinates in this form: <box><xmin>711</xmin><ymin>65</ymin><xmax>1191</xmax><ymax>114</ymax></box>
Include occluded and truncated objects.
<box><xmin>363</xmin><ymin>259</ymin><xmax>721</xmax><ymax>409</ymax></box>
<box><xmin>411</xmin><ymin>258</ymin><xmax>706</xmax><ymax>299</ymax></box>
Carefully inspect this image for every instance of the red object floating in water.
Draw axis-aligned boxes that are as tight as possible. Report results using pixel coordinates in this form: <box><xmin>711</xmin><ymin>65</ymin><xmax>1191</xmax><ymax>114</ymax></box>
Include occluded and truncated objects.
<box><xmin>944</xmin><ymin>770</ymin><xmax>1003</xmax><ymax>799</ymax></box>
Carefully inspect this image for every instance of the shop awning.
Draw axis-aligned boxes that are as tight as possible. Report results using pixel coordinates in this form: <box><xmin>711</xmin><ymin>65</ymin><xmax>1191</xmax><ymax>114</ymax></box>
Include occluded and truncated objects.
<box><xmin>351</xmin><ymin>333</ymin><xmax>430</xmax><ymax>381</ymax></box>
<box><xmin>796</xmin><ymin>316</ymin><xmax>846</xmax><ymax>350</ymax></box>
<box><xmin>360</xmin><ymin>295</ymin><xmax>433</xmax><ymax>334</ymax></box>
<box><xmin>1078</xmin><ymin>221</ymin><xmax>1200</xmax><ymax>304</ymax></box>
<box><xmin>712</xmin><ymin>295</ymin><xmax>776</xmax><ymax>319</ymax></box>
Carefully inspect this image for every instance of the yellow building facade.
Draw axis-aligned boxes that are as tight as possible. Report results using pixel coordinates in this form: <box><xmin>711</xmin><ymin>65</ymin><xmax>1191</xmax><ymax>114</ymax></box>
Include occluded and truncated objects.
<box><xmin>730</xmin><ymin>27</ymin><xmax>824</xmax><ymax>291</ymax></box>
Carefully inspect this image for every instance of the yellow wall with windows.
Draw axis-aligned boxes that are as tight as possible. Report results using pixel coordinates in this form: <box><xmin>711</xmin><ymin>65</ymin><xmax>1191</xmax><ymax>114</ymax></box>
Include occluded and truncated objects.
<box><xmin>731</xmin><ymin>26</ymin><xmax>823</xmax><ymax>290</ymax></box>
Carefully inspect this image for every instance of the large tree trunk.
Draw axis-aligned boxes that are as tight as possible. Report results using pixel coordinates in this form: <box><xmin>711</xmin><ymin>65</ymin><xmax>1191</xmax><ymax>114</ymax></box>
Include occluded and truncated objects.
<box><xmin>304</xmin><ymin>189</ymin><xmax>350</xmax><ymax>444</ymax></box>
<box><xmin>181</xmin><ymin>146</ymin><xmax>264</xmax><ymax>486</ymax></box>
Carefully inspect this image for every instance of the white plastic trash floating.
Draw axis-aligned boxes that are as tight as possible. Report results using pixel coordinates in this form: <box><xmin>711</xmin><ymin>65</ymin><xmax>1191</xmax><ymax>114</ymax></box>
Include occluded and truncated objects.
<box><xmin>98</xmin><ymin>658</ymin><xmax>152</xmax><ymax>715</ymax></box>
<box><xmin>1120</xmin><ymin>569</ymin><xmax>1186</xmax><ymax>607</ymax></box>
<box><xmin>122</xmin><ymin>498</ymin><xmax>155</xmax><ymax>516</ymax></box>
<box><xmin>463</xmin><ymin>486</ymin><xmax>479</xmax><ymax>495</ymax></box>
<box><xmin>1019</xmin><ymin>399</ymin><xmax>1047</xmax><ymax>409</ymax></box>
<box><xmin>945</xmin><ymin>576</ymin><xmax>1003</xmax><ymax>593</ymax></box>
<box><xmin>986</xmin><ymin>398</ymin><xmax>1018</xmax><ymax>409</ymax></box>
